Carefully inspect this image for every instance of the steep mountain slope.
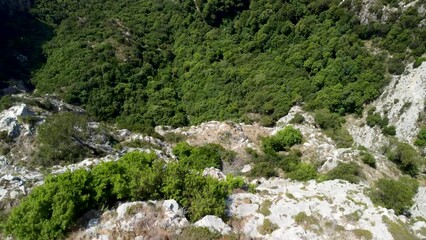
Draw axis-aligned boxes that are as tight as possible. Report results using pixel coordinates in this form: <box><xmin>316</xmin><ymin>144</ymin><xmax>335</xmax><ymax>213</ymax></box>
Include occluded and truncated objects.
<box><xmin>0</xmin><ymin>0</ymin><xmax>425</xmax><ymax>239</ymax></box>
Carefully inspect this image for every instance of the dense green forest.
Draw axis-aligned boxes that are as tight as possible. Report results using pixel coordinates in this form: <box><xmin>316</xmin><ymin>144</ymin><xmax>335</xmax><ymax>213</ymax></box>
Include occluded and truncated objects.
<box><xmin>1</xmin><ymin>0</ymin><xmax>419</xmax><ymax>132</ymax></box>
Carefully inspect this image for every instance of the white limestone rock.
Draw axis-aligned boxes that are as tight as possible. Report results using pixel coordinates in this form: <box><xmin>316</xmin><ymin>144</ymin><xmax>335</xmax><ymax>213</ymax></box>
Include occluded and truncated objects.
<box><xmin>194</xmin><ymin>215</ymin><xmax>232</xmax><ymax>235</ymax></box>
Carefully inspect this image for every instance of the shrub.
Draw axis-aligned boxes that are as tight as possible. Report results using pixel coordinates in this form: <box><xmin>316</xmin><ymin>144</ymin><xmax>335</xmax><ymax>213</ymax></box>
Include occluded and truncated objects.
<box><xmin>414</xmin><ymin>127</ymin><xmax>426</xmax><ymax>146</ymax></box>
<box><xmin>413</xmin><ymin>57</ymin><xmax>426</xmax><ymax>68</ymax></box>
<box><xmin>360</xmin><ymin>152</ymin><xmax>376</xmax><ymax>168</ymax></box>
<box><xmin>250</xmin><ymin>162</ymin><xmax>278</xmax><ymax>178</ymax></box>
<box><xmin>286</xmin><ymin>163</ymin><xmax>317</xmax><ymax>181</ymax></box>
<box><xmin>34</xmin><ymin>112</ymin><xmax>91</xmax><ymax>166</ymax></box>
<box><xmin>324</xmin><ymin>162</ymin><xmax>361</xmax><ymax>184</ymax></box>
<box><xmin>173</xmin><ymin>142</ymin><xmax>235</xmax><ymax>170</ymax></box>
<box><xmin>370</xmin><ymin>177</ymin><xmax>418</xmax><ymax>215</ymax></box>
<box><xmin>386</xmin><ymin>141</ymin><xmax>420</xmax><ymax>177</ymax></box>
<box><xmin>178</xmin><ymin>226</ymin><xmax>221</xmax><ymax>240</ymax></box>
<box><xmin>163</xmin><ymin>132</ymin><xmax>186</xmax><ymax>143</ymax></box>
<box><xmin>289</xmin><ymin>113</ymin><xmax>305</xmax><ymax>124</ymax></box>
<box><xmin>382</xmin><ymin>125</ymin><xmax>396</xmax><ymax>136</ymax></box>
<box><xmin>262</xmin><ymin>126</ymin><xmax>302</xmax><ymax>153</ymax></box>
<box><xmin>5</xmin><ymin>152</ymin><xmax>245</xmax><ymax>238</ymax></box>
<box><xmin>314</xmin><ymin>108</ymin><xmax>344</xmax><ymax>130</ymax></box>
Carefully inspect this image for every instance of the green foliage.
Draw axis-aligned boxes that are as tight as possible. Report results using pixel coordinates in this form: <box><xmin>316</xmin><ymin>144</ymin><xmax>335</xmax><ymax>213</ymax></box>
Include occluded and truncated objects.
<box><xmin>286</xmin><ymin>163</ymin><xmax>317</xmax><ymax>181</ymax></box>
<box><xmin>26</xmin><ymin>0</ymin><xmax>394</xmax><ymax>133</ymax></box>
<box><xmin>413</xmin><ymin>57</ymin><xmax>426</xmax><ymax>68</ymax></box>
<box><xmin>385</xmin><ymin>141</ymin><xmax>420</xmax><ymax>177</ymax></box>
<box><xmin>173</xmin><ymin>142</ymin><xmax>235</xmax><ymax>170</ymax></box>
<box><xmin>262</xmin><ymin>126</ymin><xmax>302</xmax><ymax>153</ymax></box>
<box><xmin>4</xmin><ymin>151</ymin><xmax>245</xmax><ymax>239</ymax></box>
<box><xmin>360</xmin><ymin>151</ymin><xmax>376</xmax><ymax>168</ymax></box>
<box><xmin>257</xmin><ymin>218</ymin><xmax>278</xmax><ymax>235</ymax></box>
<box><xmin>0</xmin><ymin>96</ymin><xmax>14</xmax><ymax>112</ymax></box>
<box><xmin>383</xmin><ymin>216</ymin><xmax>418</xmax><ymax>240</ymax></box>
<box><xmin>366</xmin><ymin>109</ymin><xmax>396</xmax><ymax>136</ymax></box>
<box><xmin>257</xmin><ymin>199</ymin><xmax>272</xmax><ymax>216</ymax></box>
<box><xmin>289</xmin><ymin>113</ymin><xmax>305</xmax><ymax>124</ymax></box>
<box><xmin>35</xmin><ymin>112</ymin><xmax>92</xmax><ymax>166</ymax></box>
<box><xmin>314</xmin><ymin>109</ymin><xmax>344</xmax><ymax>130</ymax></box>
<box><xmin>382</xmin><ymin>125</ymin><xmax>396</xmax><ymax>136</ymax></box>
<box><xmin>324</xmin><ymin>162</ymin><xmax>361</xmax><ymax>184</ymax></box>
<box><xmin>414</xmin><ymin>127</ymin><xmax>426</xmax><ymax>147</ymax></box>
<box><xmin>366</xmin><ymin>112</ymin><xmax>388</xmax><ymax>128</ymax></box>
<box><xmin>4</xmin><ymin>169</ymin><xmax>93</xmax><ymax>240</ymax></box>
<box><xmin>314</xmin><ymin>109</ymin><xmax>353</xmax><ymax>147</ymax></box>
<box><xmin>178</xmin><ymin>226</ymin><xmax>221</xmax><ymax>240</ymax></box>
<box><xmin>163</xmin><ymin>132</ymin><xmax>186</xmax><ymax>143</ymax></box>
<box><xmin>370</xmin><ymin>177</ymin><xmax>419</xmax><ymax>215</ymax></box>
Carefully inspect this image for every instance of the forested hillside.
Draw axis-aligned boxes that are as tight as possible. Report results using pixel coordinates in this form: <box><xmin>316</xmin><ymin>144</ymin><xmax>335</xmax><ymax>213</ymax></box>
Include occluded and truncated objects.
<box><xmin>12</xmin><ymin>0</ymin><xmax>422</xmax><ymax>133</ymax></box>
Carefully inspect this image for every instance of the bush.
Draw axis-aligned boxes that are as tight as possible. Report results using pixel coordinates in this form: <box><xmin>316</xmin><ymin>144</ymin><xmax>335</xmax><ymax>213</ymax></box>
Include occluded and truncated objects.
<box><xmin>382</xmin><ymin>125</ymin><xmax>396</xmax><ymax>136</ymax></box>
<box><xmin>250</xmin><ymin>162</ymin><xmax>278</xmax><ymax>178</ymax></box>
<box><xmin>163</xmin><ymin>132</ymin><xmax>186</xmax><ymax>143</ymax></box>
<box><xmin>289</xmin><ymin>113</ymin><xmax>305</xmax><ymax>124</ymax></box>
<box><xmin>4</xmin><ymin>152</ymin><xmax>245</xmax><ymax>239</ymax></box>
<box><xmin>413</xmin><ymin>57</ymin><xmax>426</xmax><ymax>68</ymax></box>
<box><xmin>324</xmin><ymin>162</ymin><xmax>361</xmax><ymax>184</ymax></box>
<box><xmin>360</xmin><ymin>152</ymin><xmax>376</xmax><ymax>168</ymax></box>
<box><xmin>178</xmin><ymin>226</ymin><xmax>221</xmax><ymax>240</ymax></box>
<box><xmin>370</xmin><ymin>177</ymin><xmax>418</xmax><ymax>215</ymax></box>
<box><xmin>414</xmin><ymin>127</ymin><xmax>426</xmax><ymax>146</ymax></box>
<box><xmin>314</xmin><ymin>108</ymin><xmax>343</xmax><ymax>130</ymax></box>
<box><xmin>286</xmin><ymin>163</ymin><xmax>317</xmax><ymax>181</ymax></box>
<box><xmin>35</xmin><ymin>112</ymin><xmax>92</xmax><ymax>166</ymax></box>
<box><xmin>173</xmin><ymin>142</ymin><xmax>235</xmax><ymax>170</ymax></box>
<box><xmin>386</xmin><ymin>141</ymin><xmax>420</xmax><ymax>177</ymax></box>
<box><xmin>262</xmin><ymin>126</ymin><xmax>302</xmax><ymax>153</ymax></box>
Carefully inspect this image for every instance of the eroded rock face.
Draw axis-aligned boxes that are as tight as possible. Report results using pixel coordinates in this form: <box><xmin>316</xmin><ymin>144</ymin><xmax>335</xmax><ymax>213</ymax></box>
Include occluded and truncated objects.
<box><xmin>228</xmin><ymin>178</ymin><xmax>426</xmax><ymax>240</ymax></box>
<box><xmin>0</xmin><ymin>104</ymin><xmax>34</xmax><ymax>138</ymax></box>
<box><xmin>374</xmin><ymin>63</ymin><xmax>426</xmax><ymax>143</ymax></box>
<box><xmin>71</xmin><ymin>200</ymin><xmax>189</xmax><ymax>240</ymax></box>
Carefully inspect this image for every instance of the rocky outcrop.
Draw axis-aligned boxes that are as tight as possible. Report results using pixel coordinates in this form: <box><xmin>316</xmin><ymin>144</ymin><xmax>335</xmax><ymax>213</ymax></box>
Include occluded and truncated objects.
<box><xmin>194</xmin><ymin>215</ymin><xmax>232</xmax><ymax>235</ymax></box>
<box><xmin>374</xmin><ymin>62</ymin><xmax>426</xmax><ymax>143</ymax></box>
<box><xmin>228</xmin><ymin>178</ymin><xmax>426</xmax><ymax>239</ymax></box>
<box><xmin>70</xmin><ymin>199</ymin><xmax>189</xmax><ymax>240</ymax></box>
<box><xmin>0</xmin><ymin>104</ymin><xmax>34</xmax><ymax>138</ymax></box>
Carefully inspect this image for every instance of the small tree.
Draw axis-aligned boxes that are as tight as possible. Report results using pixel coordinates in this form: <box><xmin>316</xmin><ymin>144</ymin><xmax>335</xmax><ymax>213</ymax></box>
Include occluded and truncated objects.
<box><xmin>35</xmin><ymin>112</ymin><xmax>91</xmax><ymax>166</ymax></box>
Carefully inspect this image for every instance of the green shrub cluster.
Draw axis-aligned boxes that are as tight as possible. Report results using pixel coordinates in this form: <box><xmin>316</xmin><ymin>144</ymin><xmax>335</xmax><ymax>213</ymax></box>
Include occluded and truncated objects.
<box><xmin>385</xmin><ymin>141</ymin><xmax>420</xmax><ymax>177</ymax></box>
<box><xmin>323</xmin><ymin>162</ymin><xmax>362</xmax><ymax>184</ymax></box>
<box><xmin>173</xmin><ymin>142</ymin><xmax>236</xmax><ymax>170</ymax></box>
<box><xmin>35</xmin><ymin>112</ymin><xmax>93</xmax><ymax>166</ymax></box>
<box><xmin>360</xmin><ymin>151</ymin><xmax>376</xmax><ymax>168</ymax></box>
<box><xmin>4</xmin><ymin>151</ymin><xmax>244</xmax><ymax>239</ymax></box>
<box><xmin>314</xmin><ymin>109</ymin><xmax>353</xmax><ymax>148</ymax></box>
<box><xmin>262</xmin><ymin>126</ymin><xmax>302</xmax><ymax>153</ymax></box>
<box><xmin>414</xmin><ymin>127</ymin><xmax>426</xmax><ymax>147</ymax></box>
<box><xmin>249</xmin><ymin>147</ymin><xmax>317</xmax><ymax>181</ymax></box>
<box><xmin>370</xmin><ymin>177</ymin><xmax>419</xmax><ymax>215</ymax></box>
<box><xmin>366</xmin><ymin>108</ymin><xmax>396</xmax><ymax>136</ymax></box>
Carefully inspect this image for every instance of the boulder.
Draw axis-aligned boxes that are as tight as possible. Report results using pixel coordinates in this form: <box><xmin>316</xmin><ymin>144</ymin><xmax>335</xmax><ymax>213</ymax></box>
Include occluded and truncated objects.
<box><xmin>194</xmin><ymin>215</ymin><xmax>232</xmax><ymax>235</ymax></box>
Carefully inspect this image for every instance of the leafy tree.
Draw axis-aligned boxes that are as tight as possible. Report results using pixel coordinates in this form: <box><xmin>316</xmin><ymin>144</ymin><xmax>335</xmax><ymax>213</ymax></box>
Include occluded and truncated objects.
<box><xmin>35</xmin><ymin>112</ymin><xmax>92</xmax><ymax>166</ymax></box>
